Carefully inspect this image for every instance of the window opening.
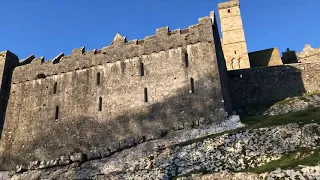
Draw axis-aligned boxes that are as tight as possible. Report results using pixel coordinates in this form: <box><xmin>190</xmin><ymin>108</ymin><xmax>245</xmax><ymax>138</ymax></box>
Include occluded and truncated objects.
<box><xmin>98</xmin><ymin>97</ymin><xmax>102</xmax><ymax>111</ymax></box>
<box><xmin>55</xmin><ymin>106</ymin><xmax>59</xmax><ymax>120</ymax></box>
<box><xmin>144</xmin><ymin>88</ymin><xmax>148</xmax><ymax>102</ymax></box>
<box><xmin>53</xmin><ymin>82</ymin><xmax>57</xmax><ymax>94</ymax></box>
<box><xmin>190</xmin><ymin>78</ymin><xmax>195</xmax><ymax>93</ymax></box>
<box><xmin>140</xmin><ymin>62</ymin><xmax>145</xmax><ymax>76</ymax></box>
<box><xmin>185</xmin><ymin>53</ymin><xmax>189</xmax><ymax>67</ymax></box>
<box><xmin>97</xmin><ymin>72</ymin><xmax>101</xmax><ymax>85</ymax></box>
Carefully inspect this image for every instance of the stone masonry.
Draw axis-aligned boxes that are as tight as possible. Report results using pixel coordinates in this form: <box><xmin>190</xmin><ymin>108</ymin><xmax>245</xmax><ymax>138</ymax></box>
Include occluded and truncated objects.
<box><xmin>218</xmin><ymin>0</ymin><xmax>251</xmax><ymax>70</ymax></box>
<box><xmin>0</xmin><ymin>0</ymin><xmax>319</xmax><ymax>173</ymax></box>
<box><xmin>0</xmin><ymin>12</ymin><xmax>232</xmax><ymax>170</ymax></box>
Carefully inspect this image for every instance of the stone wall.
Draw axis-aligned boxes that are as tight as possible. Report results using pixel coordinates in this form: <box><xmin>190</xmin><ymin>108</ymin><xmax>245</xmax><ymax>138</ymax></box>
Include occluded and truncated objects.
<box><xmin>0</xmin><ymin>14</ymin><xmax>231</xmax><ymax>170</ymax></box>
<box><xmin>0</xmin><ymin>51</ymin><xmax>19</xmax><ymax>133</ymax></box>
<box><xmin>228</xmin><ymin>62</ymin><xmax>320</xmax><ymax>115</ymax></box>
<box><xmin>248</xmin><ymin>48</ymin><xmax>283</xmax><ymax>68</ymax></box>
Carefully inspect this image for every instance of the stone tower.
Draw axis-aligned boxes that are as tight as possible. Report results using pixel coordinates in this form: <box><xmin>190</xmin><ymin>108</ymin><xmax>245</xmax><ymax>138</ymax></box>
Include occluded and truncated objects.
<box><xmin>218</xmin><ymin>0</ymin><xmax>250</xmax><ymax>70</ymax></box>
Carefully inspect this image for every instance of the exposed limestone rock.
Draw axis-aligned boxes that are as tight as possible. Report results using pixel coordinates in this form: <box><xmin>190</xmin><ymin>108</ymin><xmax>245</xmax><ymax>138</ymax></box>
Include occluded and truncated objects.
<box><xmin>182</xmin><ymin>166</ymin><xmax>320</xmax><ymax>180</ymax></box>
<box><xmin>265</xmin><ymin>93</ymin><xmax>320</xmax><ymax>116</ymax></box>
<box><xmin>10</xmin><ymin>123</ymin><xmax>320</xmax><ymax>180</ymax></box>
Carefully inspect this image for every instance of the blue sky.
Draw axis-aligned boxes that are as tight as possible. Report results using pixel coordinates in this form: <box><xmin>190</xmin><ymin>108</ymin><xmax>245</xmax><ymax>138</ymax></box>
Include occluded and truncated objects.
<box><xmin>0</xmin><ymin>0</ymin><xmax>319</xmax><ymax>60</ymax></box>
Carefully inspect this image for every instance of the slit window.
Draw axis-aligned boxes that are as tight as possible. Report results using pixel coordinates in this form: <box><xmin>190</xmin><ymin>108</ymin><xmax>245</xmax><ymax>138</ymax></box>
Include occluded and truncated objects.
<box><xmin>97</xmin><ymin>72</ymin><xmax>101</xmax><ymax>85</ymax></box>
<box><xmin>144</xmin><ymin>88</ymin><xmax>148</xmax><ymax>102</ymax></box>
<box><xmin>228</xmin><ymin>9</ymin><xmax>231</xmax><ymax>13</ymax></box>
<box><xmin>53</xmin><ymin>82</ymin><xmax>57</xmax><ymax>94</ymax></box>
<box><xmin>190</xmin><ymin>78</ymin><xmax>195</xmax><ymax>93</ymax></box>
<box><xmin>55</xmin><ymin>106</ymin><xmax>59</xmax><ymax>120</ymax></box>
<box><xmin>98</xmin><ymin>97</ymin><xmax>102</xmax><ymax>111</ymax></box>
<box><xmin>234</xmin><ymin>51</ymin><xmax>237</xmax><ymax>54</ymax></box>
<box><xmin>184</xmin><ymin>52</ymin><xmax>189</xmax><ymax>67</ymax></box>
<box><xmin>140</xmin><ymin>62</ymin><xmax>145</xmax><ymax>76</ymax></box>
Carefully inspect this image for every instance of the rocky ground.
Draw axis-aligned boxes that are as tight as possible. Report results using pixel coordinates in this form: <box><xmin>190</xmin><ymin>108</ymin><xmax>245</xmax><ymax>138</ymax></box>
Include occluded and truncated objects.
<box><xmin>182</xmin><ymin>166</ymin><xmax>320</xmax><ymax>180</ymax></box>
<box><xmin>264</xmin><ymin>92</ymin><xmax>320</xmax><ymax>116</ymax></box>
<box><xmin>9</xmin><ymin>121</ymin><xmax>320</xmax><ymax>180</ymax></box>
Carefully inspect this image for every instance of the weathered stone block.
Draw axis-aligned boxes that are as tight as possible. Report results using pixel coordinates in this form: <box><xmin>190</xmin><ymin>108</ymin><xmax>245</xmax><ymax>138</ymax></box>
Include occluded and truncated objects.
<box><xmin>70</xmin><ymin>153</ymin><xmax>86</xmax><ymax>162</ymax></box>
<box><xmin>58</xmin><ymin>156</ymin><xmax>71</xmax><ymax>166</ymax></box>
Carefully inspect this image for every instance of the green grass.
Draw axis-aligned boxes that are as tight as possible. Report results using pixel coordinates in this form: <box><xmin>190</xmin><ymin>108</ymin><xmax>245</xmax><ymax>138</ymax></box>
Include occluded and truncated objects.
<box><xmin>241</xmin><ymin>107</ymin><xmax>320</xmax><ymax>129</ymax></box>
<box><xmin>243</xmin><ymin>148</ymin><xmax>320</xmax><ymax>174</ymax></box>
<box><xmin>171</xmin><ymin>107</ymin><xmax>320</xmax><ymax>149</ymax></box>
<box><xmin>273</xmin><ymin>91</ymin><xmax>320</xmax><ymax>106</ymax></box>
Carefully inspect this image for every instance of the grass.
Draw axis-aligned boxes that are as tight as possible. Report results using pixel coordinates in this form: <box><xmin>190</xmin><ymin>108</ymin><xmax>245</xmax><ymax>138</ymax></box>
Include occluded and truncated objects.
<box><xmin>169</xmin><ymin>107</ymin><xmax>320</xmax><ymax>179</ymax></box>
<box><xmin>169</xmin><ymin>97</ymin><xmax>320</xmax><ymax>179</ymax></box>
<box><xmin>171</xmin><ymin>107</ymin><xmax>320</xmax><ymax>149</ymax></box>
<box><xmin>241</xmin><ymin>107</ymin><xmax>320</xmax><ymax>129</ymax></box>
<box><xmin>275</xmin><ymin>91</ymin><xmax>320</xmax><ymax>106</ymax></box>
<box><xmin>242</xmin><ymin>148</ymin><xmax>320</xmax><ymax>174</ymax></box>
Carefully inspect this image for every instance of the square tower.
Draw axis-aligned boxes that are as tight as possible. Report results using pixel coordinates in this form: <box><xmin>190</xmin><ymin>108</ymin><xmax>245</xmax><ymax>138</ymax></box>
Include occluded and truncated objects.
<box><xmin>218</xmin><ymin>0</ymin><xmax>250</xmax><ymax>70</ymax></box>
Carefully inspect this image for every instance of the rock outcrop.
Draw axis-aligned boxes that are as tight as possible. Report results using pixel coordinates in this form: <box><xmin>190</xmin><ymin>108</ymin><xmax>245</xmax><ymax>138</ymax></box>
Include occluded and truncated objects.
<box><xmin>10</xmin><ymin>122</ymin><xmax>320</xmax><ymax>180</ymax></box>
<box><xmin>265</xmin><ymin>93</ymin><xmax>320</xmax><ymax>116</ymax></box>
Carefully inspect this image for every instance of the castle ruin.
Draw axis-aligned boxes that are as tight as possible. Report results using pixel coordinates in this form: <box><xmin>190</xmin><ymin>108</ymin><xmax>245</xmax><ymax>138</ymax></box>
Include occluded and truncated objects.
<box><xmin>0</xmin><ymin>0</ymin><xmax>319</xmax><ymax>171</ymax></box>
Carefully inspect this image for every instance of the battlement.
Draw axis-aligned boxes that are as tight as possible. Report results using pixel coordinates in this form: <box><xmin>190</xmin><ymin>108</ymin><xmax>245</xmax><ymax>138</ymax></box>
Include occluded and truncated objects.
<box><xmin>11</xmin><ymin>16</ymin><xmax>214</xmax><ymax>84</ymax></box>
<box><xmin>296</xmin><ymin>44</ymin><xmax>320</xmax><ymax>62</ymax></box>
<box><xmin>218</xmin><ymin>0</ymin><xmax>239</xmax><ymax>9</ymax></box>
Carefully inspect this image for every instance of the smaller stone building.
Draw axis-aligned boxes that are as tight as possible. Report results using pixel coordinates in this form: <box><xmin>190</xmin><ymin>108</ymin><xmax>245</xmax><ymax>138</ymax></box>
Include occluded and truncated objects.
<box><xmin>248</xmin><ymin>48</ymin><xmax>283</xmax><ymax>68</ymax></box>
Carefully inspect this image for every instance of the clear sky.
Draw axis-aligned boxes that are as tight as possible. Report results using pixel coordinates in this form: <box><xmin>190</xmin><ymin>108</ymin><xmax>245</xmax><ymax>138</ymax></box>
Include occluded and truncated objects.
<box><xmin>0</xmin><ymin>0</ymin><xmax>319</xmax><ymax>60</ymax></box>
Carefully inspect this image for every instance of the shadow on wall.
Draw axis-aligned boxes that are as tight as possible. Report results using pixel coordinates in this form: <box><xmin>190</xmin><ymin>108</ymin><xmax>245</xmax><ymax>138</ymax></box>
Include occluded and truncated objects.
<box><xmin>228</xmin><ymin>65</ymin><xmax>306</xmax><ymax>116</ymax></box>
<box><xmin>0</xmin><ymin>74</ymin><xmax>228</xmax><ymax>170</ymax></box>
<box><xmin>0</xmin><ymin>67</ymin><xmax>15</xmax><ymax>141</ymax></box>
<box><xmin>249</xmin><ymin>49</ymin><xmax>273</xmax><ymax>67</ymax></box>
<box><xmin>248</xmin><ymin>48</ymin><xmax>283</xmax><ymax>68</ymax></box>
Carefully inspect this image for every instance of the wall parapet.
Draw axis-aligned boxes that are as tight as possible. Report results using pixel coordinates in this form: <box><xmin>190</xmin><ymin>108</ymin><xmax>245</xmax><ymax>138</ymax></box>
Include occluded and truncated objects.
<box><xmin>11</xmin><ymin>16</ymin><xmax>214</xmax><ymax>84</ymax></box>
<box><xmin>296</xmin><ymin>44</ymin><xmax>320</xmax><ymax>63</ymax></box>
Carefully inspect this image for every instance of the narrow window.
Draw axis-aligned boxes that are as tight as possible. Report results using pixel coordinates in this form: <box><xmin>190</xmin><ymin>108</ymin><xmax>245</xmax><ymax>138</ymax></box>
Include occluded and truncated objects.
<box><xmin>55</xmin><ymin>106</ymin><xmax>59</xmax><ymax>120</ymax></box>
<box><xmin>97</xmin><ymin>72</ymin><xmax>101</xmax><ymax>85</ymax></box>
<box><xmin>234</xmin><ymin>51</ymin><xmax>237</xmax><ymax>54</ymax></box>
<box><xmin>98</xmin><ymin>97</ymin><xmax>102</xmax><ymax>111</ymax></box>
<box><xmin>53</xmin><ymin>82</ymin><xmax>57</xmax><ymax>94</ymax></box>
<box><xmin>184</xmin><ymin>52</ymin><xmax>189</xmax><ymax>67</ymax></box>
<box><xmin>144</xmin><ymin>88</ymin><xmax>148</xmax><ymax>103</ymax></box>
<box><xmin>190</xmin><ymin>78</ymin><xmax>195</xmax><ymax>93</ymax></box>
<box><xmin>228</xmin><ymin>9</ymin><xmax>231</xmax><ymax>13</ymax></box>
<box><xmin>140</xmin><ymin>62</ymin><xmax>145</xmax><ymax>76</ymax></box>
